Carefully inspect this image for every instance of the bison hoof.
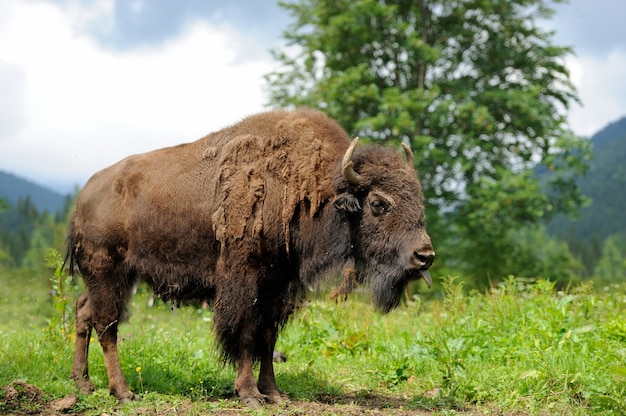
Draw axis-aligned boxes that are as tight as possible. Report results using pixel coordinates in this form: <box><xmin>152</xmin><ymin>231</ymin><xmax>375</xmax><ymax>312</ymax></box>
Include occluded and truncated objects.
<box><xmin>265</xmin><ymin>391</ymin><xmax>288</xmax><ymax>405</ymax></box>
<box><xmin>113</xmin><ymin>390</ymin><xmax>138</xmax><ymax>403</ymax></box>
<box><xmin>240</xmin><ymin>396</ymin><xmax>265</xmax><ymax>408</ymax></box>
<box><xmin>72</xmin><ymin>378</ymin><xmax>95</xmax><ymax>396</ymax></box>
<box><xmin>118</xmin><ymin>395</ymin><xmax>137</xmax><ymax>404</ymax></box>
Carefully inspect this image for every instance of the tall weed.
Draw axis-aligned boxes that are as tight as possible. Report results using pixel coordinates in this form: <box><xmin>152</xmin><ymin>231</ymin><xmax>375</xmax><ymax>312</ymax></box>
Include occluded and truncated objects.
<box><xmin>44</xmin><ymin>248</ymin><xmax>77</xmax><ymax>341</ymax></box>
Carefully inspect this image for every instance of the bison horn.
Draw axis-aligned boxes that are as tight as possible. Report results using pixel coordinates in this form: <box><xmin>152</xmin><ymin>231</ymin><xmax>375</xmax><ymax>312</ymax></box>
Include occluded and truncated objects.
<box><xmin>401</xmin><ymin>142</ymin><xmax>415</xmax><ymax>170</ymax></box>
<box><xmin>342</xmin><ymin>137</ymin><xmax>362</xmax><ymax>185</ymax></box>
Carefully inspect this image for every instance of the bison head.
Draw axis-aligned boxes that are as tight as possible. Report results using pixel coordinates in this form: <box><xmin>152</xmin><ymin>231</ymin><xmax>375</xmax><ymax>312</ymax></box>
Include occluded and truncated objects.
<box><xmin>333</xmin><ymin>138</ymin><xmax>435</xmax><ymax>313</ymax></box>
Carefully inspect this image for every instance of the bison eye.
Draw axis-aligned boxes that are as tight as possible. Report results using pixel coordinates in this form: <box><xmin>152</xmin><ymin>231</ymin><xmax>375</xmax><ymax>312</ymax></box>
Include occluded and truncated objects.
<box><xmin>369</xmin><ymin>198</ymin><xmax>388</xmax><ymax>216</ymax></box>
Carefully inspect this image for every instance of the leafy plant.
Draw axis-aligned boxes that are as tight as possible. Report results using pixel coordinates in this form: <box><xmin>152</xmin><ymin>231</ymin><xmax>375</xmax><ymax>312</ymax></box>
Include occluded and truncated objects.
<box><xmin>380</xmin><ymin>355</ymin><xmax>413</xmax><ymax>387</ymax></box>
<box><xmin>45</xmin><ymin>248</ymin><xmax>77</xmax><ymax>340</ymax></box>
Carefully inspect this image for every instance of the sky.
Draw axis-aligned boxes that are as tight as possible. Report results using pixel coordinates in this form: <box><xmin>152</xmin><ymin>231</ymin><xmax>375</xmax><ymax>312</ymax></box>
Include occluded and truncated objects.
<box><xmin>0</xmin><ymin>0</ymin><xmax>625</xmax><ymax>194</ymax></box>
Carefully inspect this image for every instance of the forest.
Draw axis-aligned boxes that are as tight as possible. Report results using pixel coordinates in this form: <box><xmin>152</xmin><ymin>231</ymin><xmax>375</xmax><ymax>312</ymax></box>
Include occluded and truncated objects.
<box><xmin>0</xmin><ymin>195</ymin><xmax>70</xmax><ymax>271</ymax></box>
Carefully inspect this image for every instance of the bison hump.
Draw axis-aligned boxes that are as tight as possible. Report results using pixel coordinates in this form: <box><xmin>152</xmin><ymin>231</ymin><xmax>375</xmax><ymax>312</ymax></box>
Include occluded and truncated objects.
<box><xmin>210</xmin><ymin>116</ymin><xmax>342</xmax><ymax>253</ymax></box>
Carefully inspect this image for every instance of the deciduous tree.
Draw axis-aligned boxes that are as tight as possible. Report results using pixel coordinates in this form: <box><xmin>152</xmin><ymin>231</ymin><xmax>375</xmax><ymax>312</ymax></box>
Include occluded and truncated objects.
<box><xmin>266</xmin><ymin>0</ymin><xmax>590</xmax><ymax>284</ymax></box>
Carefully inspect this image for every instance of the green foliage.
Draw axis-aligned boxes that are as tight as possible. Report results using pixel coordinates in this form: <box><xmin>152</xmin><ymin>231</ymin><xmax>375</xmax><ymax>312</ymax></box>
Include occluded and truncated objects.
<box><xmin>0</xmin><ymin>197</ymin><xmax>39</xmax><ymax>267</ymax></box>
<box><xmin>594</xmin><ymin>236</ymin><xmax>626</xmax><ymax>283</ymax></box>
<box><xmin>446</xmin><ymin>223</ymin><xmax>583</xmax><ymax>288</ymax></box>
<box><xmin>266</xmin><ymin>0</ymin><xmax>590</xmax><ymax>285</ymax></box>
<box><xmin>45</xmin><ymin>248</ymin><xmax>78</xmax><ymax>341</ymax></box>
<box><xmin>505</xmin><ymin>225</ymin><xmax>584</xmax><ymax>282</ymax></box>
<box><xmin>0</xmin><ymin>194</ymin><xmax>73</xmax><ymax>268</ymax></box>
<box><xmin>413</xmin><ymin>277</ymin><xmax>626</xmax><ymax>413</ymax></box>
<box><xmin>2</xmin><ymin>270</ymin><xmax>626</xmax><ymax>414</ymax></box>
<box><xmin>0</xmin><ymin>246</ymin><xmax>11</xmax><ymax>267</ymax></box>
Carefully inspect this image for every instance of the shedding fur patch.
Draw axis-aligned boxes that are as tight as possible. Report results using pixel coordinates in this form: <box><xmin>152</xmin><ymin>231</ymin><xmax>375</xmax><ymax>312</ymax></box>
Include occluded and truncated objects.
<box><xmin>210</xmin><ymin>112</ymin><xmax>346</xmax><ymax>254</ymax></box>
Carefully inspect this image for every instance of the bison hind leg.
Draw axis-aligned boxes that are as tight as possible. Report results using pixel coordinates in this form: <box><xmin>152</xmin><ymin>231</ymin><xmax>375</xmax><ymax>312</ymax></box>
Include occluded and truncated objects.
<box><xmin>73</xmin><ymin>264</ymin><xmax>138</xmax><ymax>402</ymax></box>
<box><xmin>70</xmin><ymin>292</ymin><xmax>95</xmax><ymax>394</ymax></box>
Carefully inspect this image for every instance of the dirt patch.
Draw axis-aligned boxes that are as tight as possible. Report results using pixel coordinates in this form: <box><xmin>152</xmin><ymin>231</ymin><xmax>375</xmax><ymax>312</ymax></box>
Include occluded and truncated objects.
<box><xmin>271</xmin><ymin>398</ymin><xmax>432</xmax><ymax>415</ymax></box>
<box><xmin>0</xmin><ymin>381</ymin><xmax>486</xmax><ymax>415</ymax></box>
<box><xmin>2</xmin><ymin>380</ymin><xmax>45</xmax><ymax>414</ymax></box>
<box><xmin>1</xmin><ymin>381</ymin><xmax>77</xmax><ymax>416</ymax></box>
<box><xmin>0</xmin><ymin>383</ymin><xmax>424</xmax><ymax>415</ymax></box>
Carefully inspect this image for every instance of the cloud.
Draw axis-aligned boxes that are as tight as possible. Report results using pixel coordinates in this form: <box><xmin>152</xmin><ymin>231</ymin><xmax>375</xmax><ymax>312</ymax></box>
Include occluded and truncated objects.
<box><xmin>550</xmin><ymin>0</ymin><xmax>626</xmax><ymax>137</ymax></box>
<box><xmin>552</xmin><ymin>0</ymin><xmax>626</xmax><ymax>58</ymax></box>
<box><xmin>0</xmin><ymin>0</ymin><xmax>275</xmax><ymax>192</ymax></box>
<box><xmin>0</xmin><ymin>59</ymin><xmax>26</xmax><ymax>141</ymax></box>
<box><xmin>565</xmin><ymin>51</ymin><xmax>626</xmax><ymax>137</ymax></box>
<box><xmin>66</xmin><ymin>0</ymin><xmax>288</xmax><ymax>52</ymax></box>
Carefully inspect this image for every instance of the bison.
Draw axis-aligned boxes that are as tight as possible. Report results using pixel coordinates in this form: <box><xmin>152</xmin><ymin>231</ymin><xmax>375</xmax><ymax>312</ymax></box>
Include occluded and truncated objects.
<box><xmin>65</xmin><ymin>109</ymin><xmax>435</xmax><ymax>407</ymax></box>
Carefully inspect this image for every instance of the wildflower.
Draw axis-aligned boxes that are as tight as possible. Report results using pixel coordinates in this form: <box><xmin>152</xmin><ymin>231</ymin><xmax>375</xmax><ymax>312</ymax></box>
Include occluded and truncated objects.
<box><xmin>136</xmin><ymin>366</ymin><xmax>142</xmax><ymax>373</ymax></box>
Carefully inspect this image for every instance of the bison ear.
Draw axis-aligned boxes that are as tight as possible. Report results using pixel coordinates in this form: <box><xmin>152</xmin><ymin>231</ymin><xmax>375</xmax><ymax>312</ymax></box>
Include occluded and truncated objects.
<box><xmin>333</xmin><ymin>193</ymin><xmax>361</xmax><ymax>213</ymax></box>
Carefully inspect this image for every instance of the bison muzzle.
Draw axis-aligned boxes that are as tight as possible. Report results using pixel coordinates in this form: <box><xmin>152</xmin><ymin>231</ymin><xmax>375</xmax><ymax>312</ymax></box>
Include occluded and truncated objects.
<box><xmin>65</xmin><ymin>109</ymin><xmax>434</xmax><ymax>407</ymax></box>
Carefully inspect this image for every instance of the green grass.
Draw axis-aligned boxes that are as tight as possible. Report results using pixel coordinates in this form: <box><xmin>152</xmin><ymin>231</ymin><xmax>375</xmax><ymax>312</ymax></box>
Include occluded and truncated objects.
<box><xmin>1</xmin><ymin>270</ymin><xmax>626</xmax><ymax>415</ymax></box>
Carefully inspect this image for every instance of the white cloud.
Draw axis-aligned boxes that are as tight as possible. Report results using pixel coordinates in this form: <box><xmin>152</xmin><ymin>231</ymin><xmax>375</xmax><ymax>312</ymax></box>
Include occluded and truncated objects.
<box><xmin>0</xmin><ymin>59</ymin><xmax>26</xmax><ymax>141</ymax></box>
<box><xmin>549</xmin><ymin>0</ymin><xmax>626</xmax><ymax>137</ymax></box>
<box><xmin>565</xmin><ymin>50</ymin><xmax>626</xmax><ymax>137</ymax></box>
<box><xmin>0</xmin><ymin>0</ymin><xmax>274</xmax><ymax>192</ymax></box>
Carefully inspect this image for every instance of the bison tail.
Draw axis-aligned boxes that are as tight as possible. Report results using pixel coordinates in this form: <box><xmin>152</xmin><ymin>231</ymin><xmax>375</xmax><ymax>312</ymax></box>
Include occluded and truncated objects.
<box><xmin>63</xmin><ymin>215</ymin><xmax>79</xmax><ymax>277</ymax></box>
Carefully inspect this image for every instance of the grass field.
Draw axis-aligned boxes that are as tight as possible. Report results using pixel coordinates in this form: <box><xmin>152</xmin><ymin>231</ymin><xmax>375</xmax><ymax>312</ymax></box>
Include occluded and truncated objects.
<box><xmin>1</xmin><ymin>267</ymin><xmax>626</xmax><ymax>415</ymax></box>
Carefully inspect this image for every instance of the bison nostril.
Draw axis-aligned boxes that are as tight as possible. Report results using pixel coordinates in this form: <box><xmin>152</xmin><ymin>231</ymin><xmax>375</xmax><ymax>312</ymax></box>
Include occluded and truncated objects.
<box><xmin>414</xmin><ymin>250</ymin><xmax>435</xmax><ymax>269</ymax></box>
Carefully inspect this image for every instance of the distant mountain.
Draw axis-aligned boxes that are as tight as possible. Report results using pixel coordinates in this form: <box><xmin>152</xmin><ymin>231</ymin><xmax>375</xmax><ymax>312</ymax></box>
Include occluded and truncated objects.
<box><xmin>547</xmin><ymin>116</ymin><xmax>626</xmax><ymax>241</ymax></box>
<box><xmin>588</xmin><ymin>116</ymin><xmax>626</xmax><ymax>150</ymax></box>
<box><xmin>0</xmin><ymin>171</ymin><xmax>69</xmax><ymax>214</ymax></box>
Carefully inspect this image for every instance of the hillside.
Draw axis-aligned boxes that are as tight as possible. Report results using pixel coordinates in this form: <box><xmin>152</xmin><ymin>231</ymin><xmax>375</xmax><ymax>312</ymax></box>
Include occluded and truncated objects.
<box><xmin>0</xmin><ymin>171</ymin><xmax>69</xmax><ymax>214</ymax></box>
<box><xmin>547</xmin><ymin>116</ymin><xmax>626</xmax><ymax>241</ymax></box>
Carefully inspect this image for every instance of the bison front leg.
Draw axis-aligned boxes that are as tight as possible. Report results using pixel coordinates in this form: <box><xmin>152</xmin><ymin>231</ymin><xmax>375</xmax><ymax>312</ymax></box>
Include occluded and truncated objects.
<box><xmin>234</xmin><ymin>348</ymin><xmax>266</xmax><ymax>408</ymax></box>
<box><xmin>257</xmin><ymin>327</ymin><xmax>287</xmax><ymax>404</ymax></box>
<box><xmin>257</xmin><ymin>351</ymin><xmax>285</xmax><ymax>404</ymax></box>
<box><xmin>231</xmin><ymin>316</ymin><xmax>269</xmax><ymax>407</ymax></box>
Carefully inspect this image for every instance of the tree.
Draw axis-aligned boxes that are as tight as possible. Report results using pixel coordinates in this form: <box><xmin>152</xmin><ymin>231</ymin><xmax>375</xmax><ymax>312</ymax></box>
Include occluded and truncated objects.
<box><xmin>0</xmin><ymin>197</ymin><xmax>42</xmax><ymax>267</ymax></box>
<box><xmin>594</xmin><ymin>236</ymin><xmax>626</xmax><ymax>283</ymax></box>
<box><xmin>266</xmin><ymin>0</ymin><xmax>590</xmax><ymax>284</ymax></box>
<box><xmin>504</xmin><ymin>225</ymin><xmax>583</xmax><ymax>283</ymax></box>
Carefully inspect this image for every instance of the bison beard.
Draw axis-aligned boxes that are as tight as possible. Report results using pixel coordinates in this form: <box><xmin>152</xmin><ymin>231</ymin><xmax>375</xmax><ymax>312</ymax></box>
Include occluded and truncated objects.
<box><xmin>370</xmin><ymin>265</ymin><xmax>412</xmax><ymax>313</ymax></box>
<box><xmin>65</xmin><ymin>109</ymin><xmax>434</xmax><ymax>407</ymax></box>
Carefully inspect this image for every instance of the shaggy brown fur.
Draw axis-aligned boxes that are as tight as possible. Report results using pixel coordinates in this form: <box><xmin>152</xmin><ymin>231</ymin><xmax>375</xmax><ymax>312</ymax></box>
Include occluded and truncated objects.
<box><xmin>65</xmin><ymin>109</ymin><xmax>434</xmax><ymax>407</ymax></box>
